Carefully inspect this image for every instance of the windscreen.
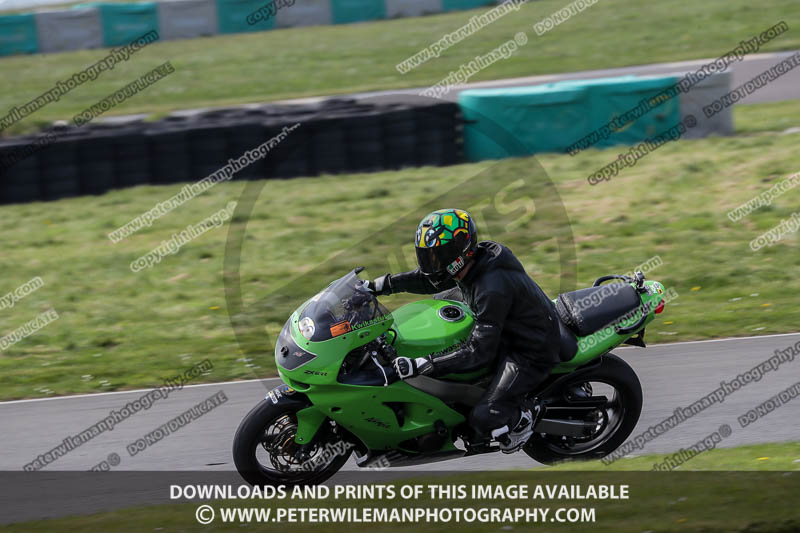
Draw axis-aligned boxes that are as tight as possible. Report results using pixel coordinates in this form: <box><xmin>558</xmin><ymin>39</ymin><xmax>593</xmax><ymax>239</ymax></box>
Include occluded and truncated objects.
<box><xmin>298</xmin><ymin>271</ymin><xmax>391</xmax><ymax>342</ymax></box>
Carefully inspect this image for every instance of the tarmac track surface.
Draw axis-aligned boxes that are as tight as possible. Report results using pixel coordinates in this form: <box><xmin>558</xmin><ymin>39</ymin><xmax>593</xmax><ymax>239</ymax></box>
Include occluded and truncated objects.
<box><xmin>2</xmin><ymin>333</ymin><xmax>799</xmax><ymax>473</ymax></box>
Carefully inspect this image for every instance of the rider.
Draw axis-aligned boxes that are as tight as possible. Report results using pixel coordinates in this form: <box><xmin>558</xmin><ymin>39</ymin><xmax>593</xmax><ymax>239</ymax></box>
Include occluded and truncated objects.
<box><xmin>368</xmin><ymin>208</ymin><xmax>562</xmax><ymax>453</ymax></box>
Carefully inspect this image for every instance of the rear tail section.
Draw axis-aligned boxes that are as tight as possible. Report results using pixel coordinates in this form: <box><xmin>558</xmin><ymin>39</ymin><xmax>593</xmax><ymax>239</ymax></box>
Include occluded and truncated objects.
<box><xmin>553</xmin><ymin>271</ymin><xmax>669</xmax><ymax>371</ymax></box>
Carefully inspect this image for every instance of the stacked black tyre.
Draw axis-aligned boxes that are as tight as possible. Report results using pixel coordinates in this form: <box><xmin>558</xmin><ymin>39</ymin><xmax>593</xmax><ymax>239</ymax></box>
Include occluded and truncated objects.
<box><xmin>414</xmin><ymin>103</ymin><xmax>462</xmax><ymax>167</ymax></box>
<box><xmin>227</xmin><ymin>120</ymin><xmax>268</xmax><ymax>181</ymax></box>
<box><xmin>346</xmin><ymin>109</ymin><xmax>384</xmax><ymax>173</ymax></box>
<box><xmin>309</xmin><ymin>114</ymin><xmax>348</xmax><ymax>176</ymax></box>
<box><xmin>79</xmin><ymin>125</ymin><xmax>117</xmax><ymax>195</ymax></box>
<box><xmin>40</xmin><ymin>129</ymin><xmax>81</xmax><ymax>201</ymax></box>
<box><xmin>382</xmin><ymin>105</ymin><xmax>416</xmax><ymax>170</ymax></box>
<box><xmin>113</xmin><ymin>127</ymin><xmax>150</xmax><ymax>189</ymax></box>
<box><xmin>270</xmin><ymin>112</ymin><xmax>312</xmax><ymax>179</ymax></box>
<box><xmin>0</xmin><ymin>99</ymin><xmax>465</xmax><ymax>204</ymax></box>
<box><xmin>187</xmin><ymin>121</ymin><xmax>230</xmax><ymax>181</ymax></box>
<box><xmin>146</xmin><ymin>121</ymin><xmax>192</xmax><ymax>185</ymax></box>
<box><xmin>0</xmin><ymin>137</ymin><xmax>42</xmax><ymax>204</ymax></box>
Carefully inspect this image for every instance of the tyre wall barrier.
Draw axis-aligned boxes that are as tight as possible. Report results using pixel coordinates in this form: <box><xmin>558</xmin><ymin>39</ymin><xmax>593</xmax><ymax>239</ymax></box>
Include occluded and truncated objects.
<box><xmin>95</xmin><ymin>2</ymin><xmax>160</xmax><ymax>47</ymax></box>
<box><xmin>0</xmin><ymin>13</ymin><xmax>39</xmax><ymax>56</ymax></box>
<box><xmin>2</xmin><ymin>0</ymin><xmax>499</xmax><ymax>56</ymax></box>
<box><xmin>0</xmin><ymin>138</ymin><xmax>42</xmax><ymax>204</ymax></box>
<box><xmin>35</xmin><ymin>8</ymin><xmax>102</xmax><ymax>53</ymax></box>
<box><xmin>442</xmin><ymin>0</ymin><xmax>495</xmax><ymax>11</ymax></box>
<box><xmin>157</xmin><ymin>0</ymin><xmax>218</xmax><ymax>41</ymax></box>
<box><xmin>458</xmin><ymin>72</ymin><xmax>733</xmax><ymax>161</ymax></box>
<box><xmin>0</xmin><ymin>100</ymin><xmax>463</xmax><ymax>205</ymax></box>
<box><xmin>330</xmin><ymin>0</ymin><xmax>386</xmax><ymax>25</ymax></box>
<box><xmin>385</xmin><ymin>0</ymin><xmax>442</xmax><ymax>18</ymax></box>
<box><xmin>678</xmin><ymin>70</ymin><xmax>732</xmax><ymax>140</ymax></box>
<box><xmin>216</xmin><ymin>0</ymin><xmax>274</xmax><ymax>33</ymax></box>
<box><xmin>274</xmin><ymin>0</ymin><xmax>331</xmax><ymax>27</ymax></box>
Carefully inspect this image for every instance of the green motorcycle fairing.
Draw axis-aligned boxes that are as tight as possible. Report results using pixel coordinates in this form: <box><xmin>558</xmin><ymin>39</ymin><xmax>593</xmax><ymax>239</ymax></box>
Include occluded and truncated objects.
<box><xmin>275</xmin><ymin>271</ymin><xmax>466</xmax><ymax>453</ymax></box>
<box><xmin>275</xmin><ymin>270</ymin><xmax>666</xmax><ymax>454</ymax></box>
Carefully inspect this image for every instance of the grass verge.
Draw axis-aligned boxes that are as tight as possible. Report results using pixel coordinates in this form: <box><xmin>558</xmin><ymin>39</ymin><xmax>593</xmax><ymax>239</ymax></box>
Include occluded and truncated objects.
<box><xmin>1</xmin><ymin>0</ymin><xmax>799</xmax><ymax>133</ymax></box>
<box><xmin>547</xmin><ymin>441</ymin><xmax>800</xmax><ymax>471</ymax></box>
<box><xmin>0</xmin><ymin>99</ymin><xmax>799</xmax><ymax>399</ymax></box>
<box><xmin>2</xmin><ymin>443</ymin><xmax>800</xmax><ymax>532</ymax></box>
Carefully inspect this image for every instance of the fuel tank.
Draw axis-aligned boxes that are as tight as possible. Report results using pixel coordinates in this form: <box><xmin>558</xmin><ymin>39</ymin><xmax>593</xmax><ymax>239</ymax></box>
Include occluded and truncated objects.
<box><xmin>390</xmin><ymin>299</ymin><xmax>474</xmax><ymax>359</ymax></box>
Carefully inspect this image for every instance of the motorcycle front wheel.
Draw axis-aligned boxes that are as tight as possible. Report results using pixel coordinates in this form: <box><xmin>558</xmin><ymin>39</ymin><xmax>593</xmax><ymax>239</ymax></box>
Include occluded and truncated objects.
<box><xmin>233</xmin><ymin>399</ymin><xmax>351</xmax><ymax>486</ymax></box>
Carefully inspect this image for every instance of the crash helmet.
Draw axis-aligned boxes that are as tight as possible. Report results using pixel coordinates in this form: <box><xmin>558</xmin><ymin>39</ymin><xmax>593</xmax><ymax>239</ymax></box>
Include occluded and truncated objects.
<box><xmin>414</xmin><ymin>208</ymin><xmax>478</xmax><ymax>283</ymax></box>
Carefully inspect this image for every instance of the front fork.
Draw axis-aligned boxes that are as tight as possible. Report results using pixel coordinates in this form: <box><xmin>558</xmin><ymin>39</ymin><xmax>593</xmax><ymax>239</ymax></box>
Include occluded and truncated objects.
<box><xmin>264</xmin><ymin>383</ymin><xmax>328</xmax><ymax>445</ymax></box>
<box><xmin>294</xmin><ymin>406</ymin><xmax>327</xmax><ymax>445</ymax></box>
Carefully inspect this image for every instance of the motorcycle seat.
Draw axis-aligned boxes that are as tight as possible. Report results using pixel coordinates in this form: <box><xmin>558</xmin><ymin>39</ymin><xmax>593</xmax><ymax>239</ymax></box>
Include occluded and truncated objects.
<box><xmin>555</xmin><ymin>284</ymin><xmax>640</xmax><ymax>337</ymax></box>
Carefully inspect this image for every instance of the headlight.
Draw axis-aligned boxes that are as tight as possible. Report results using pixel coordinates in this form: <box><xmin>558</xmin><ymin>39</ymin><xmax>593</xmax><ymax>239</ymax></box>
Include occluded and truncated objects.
<box><xmin>276</xmin><ymin>318</ymin><xmax>317</xmax><ymax>371</ymax></box>
<box><xmin>299</xmin><ymin>317</ymin><xmax>315</xmax><ymax>340</ymax></box>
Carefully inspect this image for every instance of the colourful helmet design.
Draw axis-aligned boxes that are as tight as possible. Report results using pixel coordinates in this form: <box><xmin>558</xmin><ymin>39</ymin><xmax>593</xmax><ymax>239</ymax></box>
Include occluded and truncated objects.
<box><xmin>414</xmin><ymin>208</ymin><xmax>478</xmax><ymax>279</ymax></box>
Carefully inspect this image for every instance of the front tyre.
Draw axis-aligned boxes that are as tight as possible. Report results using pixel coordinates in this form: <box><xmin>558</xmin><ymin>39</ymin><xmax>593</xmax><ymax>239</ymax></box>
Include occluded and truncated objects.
<box><xmin>524</xmin><ymin>353</ymin><xmax>642</xmax><ymax>465</ymax></box>
<box><xmin>233</xmin><ymin>399</ymin><xmax>351</xmax><ymax>486</ymax></box>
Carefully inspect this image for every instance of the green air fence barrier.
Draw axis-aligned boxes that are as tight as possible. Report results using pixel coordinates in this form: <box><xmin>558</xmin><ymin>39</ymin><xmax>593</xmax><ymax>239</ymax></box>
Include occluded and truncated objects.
<box><xmin>330</xmin><ymin>0</ymin><xmax>386</xmax><ymax>24</ymax></box>
<box><xmin>0</xmin><ymin>14</ymin><xmax>39</xmax><ymax>57</ymax></box>
<box><xmin>96</xmin><ymin>3</ymin><xmax>159</xmax><ymax>47</ymax></box>
<box><xmin>459</xmin><ymin>75</ymin><xmax>682</xmax><ymax>161</ymax></box>
<box><xmin>555</xmin><ymin>75</ymin><xmax>682</xmax><ymax>150</ymax></box>
<box><xmin>442</xmin><ymin>0</ymin><xmax>495</xmax><ymax>11</ymax></box>
<box><xmin>217</xmin><ymin>0</ymin><xmax>276</xmax><ymax>33</ymax></box>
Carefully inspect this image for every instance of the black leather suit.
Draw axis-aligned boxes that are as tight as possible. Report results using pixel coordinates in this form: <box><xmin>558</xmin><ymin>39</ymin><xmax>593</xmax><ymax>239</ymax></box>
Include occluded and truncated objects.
<box><xmin>386</xmin><ymin>241</ymin><xmax>561</xmax><ymax>436</ymax></box>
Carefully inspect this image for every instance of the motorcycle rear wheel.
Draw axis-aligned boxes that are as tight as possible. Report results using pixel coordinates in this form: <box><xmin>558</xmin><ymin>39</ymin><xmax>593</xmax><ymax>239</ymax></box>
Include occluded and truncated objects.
<box><xmin>523</xmin><ymin>353</ymin><xmax>642</xmax><ymax>465</ymax></box>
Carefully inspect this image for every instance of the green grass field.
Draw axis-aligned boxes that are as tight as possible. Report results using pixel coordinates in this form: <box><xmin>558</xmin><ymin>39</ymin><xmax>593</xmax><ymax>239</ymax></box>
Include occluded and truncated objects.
<box><xmin>734</xmin><ymin>99</ymin><xmax>800</xmax><ymax>134</ymax></box>
<box><xmin>3</xmin><ymin>443</ymin><xmax>799</xmax><ymax>532</ymax></box>
<box><xmin>1</xmin><ymin>0</ymin><xmax>799</xmax><ymax>134</ymax></box>
<box><xmin>549</xmin><ymin>441</ymin><xmax>800</xmax><ymax>471</ymax></box>
<box><xmin>0</xmin><ymin>100</ymin><xmax>798</xmax><ymax>400</ymax></box>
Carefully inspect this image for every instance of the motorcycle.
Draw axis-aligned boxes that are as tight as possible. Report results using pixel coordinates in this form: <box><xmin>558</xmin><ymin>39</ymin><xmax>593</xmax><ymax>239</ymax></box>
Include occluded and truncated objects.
<box><xmin>233</xmin><ymin>267</ymin><xmax>667</xmax><ymax>485</ymax></box>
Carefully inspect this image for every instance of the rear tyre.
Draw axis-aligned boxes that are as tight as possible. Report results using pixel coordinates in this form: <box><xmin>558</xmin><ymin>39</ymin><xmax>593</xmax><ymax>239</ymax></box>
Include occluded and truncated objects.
<box><xmin>233</xmin><ymin>399</ymin><xmax>351</xmax><ymax>486</ymax></box>
<box><xmin>523</xmin><ymin>353</ymin><xmax>642</xmax><ymax>465</ymax></box>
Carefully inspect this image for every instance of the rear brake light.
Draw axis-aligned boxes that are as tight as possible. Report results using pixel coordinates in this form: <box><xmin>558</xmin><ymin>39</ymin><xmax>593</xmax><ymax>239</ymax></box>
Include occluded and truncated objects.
<box><xmin>655</xmin><ymin>299</ymin><xmax>665</xmax><ymax>314</ymax></box>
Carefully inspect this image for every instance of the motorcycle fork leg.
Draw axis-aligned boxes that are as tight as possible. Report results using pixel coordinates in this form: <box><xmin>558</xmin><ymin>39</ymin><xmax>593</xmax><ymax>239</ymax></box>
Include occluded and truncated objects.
<box><xmin>294</xmin><ymin>407</ymin><xmax>327</xmax><ymax>445</ymax></box>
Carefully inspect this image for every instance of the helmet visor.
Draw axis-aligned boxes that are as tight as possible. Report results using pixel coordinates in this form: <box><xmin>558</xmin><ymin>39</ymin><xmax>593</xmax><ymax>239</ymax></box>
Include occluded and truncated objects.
<box><xmin>415</xmin><ymin>240</ymin><xmax>460</xmax><ymax>276</ymax></box>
